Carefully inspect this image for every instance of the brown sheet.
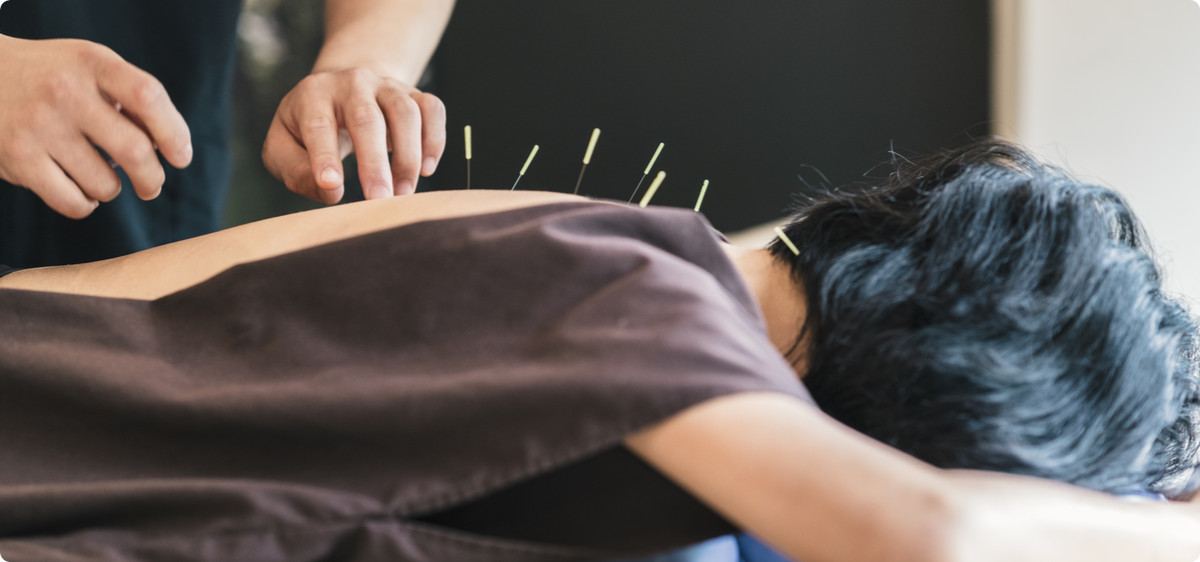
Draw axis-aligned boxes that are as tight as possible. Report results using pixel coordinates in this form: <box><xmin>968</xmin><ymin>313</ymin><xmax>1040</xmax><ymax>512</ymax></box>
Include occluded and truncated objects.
<box><xmin>0</xmin><ymin>201</ymin><xmax>811</xmax><ymax>561</ymax></box>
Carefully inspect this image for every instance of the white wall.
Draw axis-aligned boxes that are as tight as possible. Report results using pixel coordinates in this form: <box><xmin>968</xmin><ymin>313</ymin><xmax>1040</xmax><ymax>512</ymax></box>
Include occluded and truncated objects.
<box><xmin>996</xmin><ymin>0</ymin><xmax>1200</xmax><ymax>302</ymax></box>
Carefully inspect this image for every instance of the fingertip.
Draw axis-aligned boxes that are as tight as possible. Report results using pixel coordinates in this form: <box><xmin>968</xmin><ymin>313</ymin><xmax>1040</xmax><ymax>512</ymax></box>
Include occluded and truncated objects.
<box><xmin>78</xmin><ymin>198</ymin><xmax>100</xmax><ymax>218</ymax></box>
<box><xmin>318</xmin><ymin>166</ymin><xmax>342</xmax><ymax>190</ymax></box>
<box><xmin>177</xmin><ymin>143</ymin><xmax>193</xmax><ymax>168</ymax></box>
<box><xmin>396</xmin><ymin>180</ymin><xmax>415</xmax><ymax>196</ymax></box>
<box><xmin>361</xmin><ymin>164</ymin><xmax>394</xmax><ymax>200</ymax></box>
<box><xmin>289</xmin><ymin>173</ymin><xmax>343</xmax><ymax>205</ymax></box>
<box><xmin>365</xmin><ymin>183</ymin><xmax>394</xmax><ymax>200</ymax></box>
<box><xmin>97</xmin><ymin>180</ymin><xmax>121</xmax><ymax>203</ymax></box>
<box><xmin>319</xmin><ymin>186</ymin><xmax>344</xmax><ymax>204</ymax></box>
<box><xmin>421</xmin><ymin>156</ymin><xmax>437</xmax><ymax>177</ymax></box>
<box><xmin>139</xmin><ymin>185</ymin><xmax>162</xmax><ymax>201</ymax></box>
<box><xmin>61</xmin><ymin>198</ymin><xmax>99</xmax><ymax>220</ymax></box>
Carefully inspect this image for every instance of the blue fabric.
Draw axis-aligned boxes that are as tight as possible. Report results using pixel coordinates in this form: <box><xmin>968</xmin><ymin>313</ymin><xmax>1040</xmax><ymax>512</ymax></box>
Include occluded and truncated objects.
<box><xmin>613</xmin><ymin>534</ymin><xmax>792</xmax><ymax>562</ymax></box>
<box><xmin>737</xmin><ymin>534</ymin><xmax>793</xmax><ymax>561</ymax></box>
<box><xmin>609</xmin><ymin>536</ymin><xmax>739</xmax><ymax>562</ymax></box>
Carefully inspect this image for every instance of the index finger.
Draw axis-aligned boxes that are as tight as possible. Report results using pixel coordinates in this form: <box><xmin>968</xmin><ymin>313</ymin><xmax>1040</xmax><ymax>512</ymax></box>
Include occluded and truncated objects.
<box><xmin>92</xmin><ymin>55</ymin><xmax>193</xmax><ymax>169</ymax></box>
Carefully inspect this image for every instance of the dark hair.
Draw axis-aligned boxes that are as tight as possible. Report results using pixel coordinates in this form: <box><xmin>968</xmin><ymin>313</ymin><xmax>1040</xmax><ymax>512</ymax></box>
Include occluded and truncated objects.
<box><xmin>768</xmin><ymin>138</ymin><xmax>1200</xmax><ymax>496</ymax></box>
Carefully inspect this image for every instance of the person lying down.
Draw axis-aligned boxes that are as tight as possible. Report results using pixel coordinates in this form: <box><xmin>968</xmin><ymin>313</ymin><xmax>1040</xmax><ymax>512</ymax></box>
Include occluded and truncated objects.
<box><xmin>0</xmin><ymin>139</ymin><xmax>1198</xmax><ymax>562</ymax></box>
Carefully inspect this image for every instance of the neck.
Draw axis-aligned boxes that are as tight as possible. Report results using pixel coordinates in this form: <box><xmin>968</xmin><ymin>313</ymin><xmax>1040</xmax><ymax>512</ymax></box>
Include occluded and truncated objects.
<box><xmin>722</xmin><ymin>244</ymin><xmax>810</xmax><ymax>375</ymax></box>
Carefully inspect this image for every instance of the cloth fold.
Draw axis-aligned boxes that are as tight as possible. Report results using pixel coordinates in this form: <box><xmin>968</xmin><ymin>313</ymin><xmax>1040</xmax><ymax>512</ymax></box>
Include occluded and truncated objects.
<box><xmin>0</xmin><ymin>201</ymin><xmax>810</xmax><ymax>561</ymax></box>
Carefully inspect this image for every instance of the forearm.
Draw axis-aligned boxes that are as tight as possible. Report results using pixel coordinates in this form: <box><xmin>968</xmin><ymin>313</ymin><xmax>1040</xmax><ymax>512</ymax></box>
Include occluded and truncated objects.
<box><xmin>627</xmin><ymin>393</ymin><xmax>959</xmax><ymax>562</ymax></box>
<box><xmin>315</xmin><ymin>0</ymin><xmax>455</xmax><ymax>84</ymax></box>
<box><xmin>943</xmin><ymin>471</ymin><xmax>1200</xmax><ymax>562</ymax></box>
<box><xmin>627</xmin><ymin>393</ymin><xmax>1200</xmax><ymax>562</ymax></box>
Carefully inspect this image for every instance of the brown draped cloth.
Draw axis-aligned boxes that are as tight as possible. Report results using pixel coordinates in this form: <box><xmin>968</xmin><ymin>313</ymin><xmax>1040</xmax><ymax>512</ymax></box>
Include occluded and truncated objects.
<box><xmin>0</xmin><ymin>201</ymin><xmax>812</xmax><ymax>561</ymax></box>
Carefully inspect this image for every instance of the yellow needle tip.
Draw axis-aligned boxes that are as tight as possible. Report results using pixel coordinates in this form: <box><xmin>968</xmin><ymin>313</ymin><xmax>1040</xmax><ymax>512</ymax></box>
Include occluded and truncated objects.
<box><xmin>583</xmin><ymin>128</ymin><xmax>601</xmax><ymax>165</ymax></box>
<box><xmin>774</xmin><ymin>227</ymin><xmax>800</xmax><ymax>255</ymax></box>
<box><xmin>520</xmin><ymin>144</ymin><xmax>540</xmax><ymax>176</ymax></box>
<box><xmin>643</xmin><ymin>143</ymin><xmax>665</xmax><ymax>175</ymax></box>
<box><xmin>640</xmin><ymin>171</ymin><xmax>667</xmax><ymax>208</ymax></box>
<box><xmin>694</xmin><ymin>180</ymin><xmax>709</xmax><ymax>212</ymax></box>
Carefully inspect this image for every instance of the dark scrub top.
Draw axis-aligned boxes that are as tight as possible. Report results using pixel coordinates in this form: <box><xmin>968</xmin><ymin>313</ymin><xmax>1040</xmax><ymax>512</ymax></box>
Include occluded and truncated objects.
<box><xmin>0</xmin><ymin>201</ymin><xmax>813</xmax><ymax>561</ymax></box>
<box><xmin>0</xmin><ymin>0</ymin><xmax>243</xmax><ymax>267</ymax></box>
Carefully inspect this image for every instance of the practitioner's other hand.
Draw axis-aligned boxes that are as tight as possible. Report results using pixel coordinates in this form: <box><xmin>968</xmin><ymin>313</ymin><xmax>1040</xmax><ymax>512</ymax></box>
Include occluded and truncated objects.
<box><xmin>262</xmin><ymin>66</ymin><xmax>446</xmax><ymax>204</ymax></box>
<box><xmin>0</xmin><ymin>36</ymin><xmax>193</xmax><ymax>219</ymax></box>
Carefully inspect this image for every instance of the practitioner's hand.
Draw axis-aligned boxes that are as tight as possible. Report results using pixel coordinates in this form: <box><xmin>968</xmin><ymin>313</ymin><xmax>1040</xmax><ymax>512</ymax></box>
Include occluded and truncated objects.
<box><xmin>0</xmin><ymin>36</ymin><xmax>193</xmax><ymax>219</ymax></box>
<box><xmin>262</xmin><ymin>66</ymin><xmax>446</xmax><ymax>204</ymax></box>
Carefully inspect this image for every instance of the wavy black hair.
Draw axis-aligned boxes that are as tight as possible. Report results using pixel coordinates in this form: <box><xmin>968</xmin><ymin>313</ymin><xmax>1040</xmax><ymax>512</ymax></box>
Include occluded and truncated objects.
<box><xmin>768</xmin><ymin>138</ymin><xmax>1200</xmax><ymax>496</ymax></box>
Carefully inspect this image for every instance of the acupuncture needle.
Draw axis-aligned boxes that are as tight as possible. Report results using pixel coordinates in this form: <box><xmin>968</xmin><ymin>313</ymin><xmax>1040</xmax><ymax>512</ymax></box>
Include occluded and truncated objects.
<box><xmin>511</xmin><ymin>145</ymin><xmax>539</xmax><ymax>190</ymax></box>
<box><xmin>775</xmin><ymin>227</ymin><xmax>800</xmax><ymax>255</ymax></box>
<box><xmin>464</xmin><ymin>125</ymin><xmax>473</xmax><ymax>189</ymax></box>
<box><xmin>638</xmin><ymin>171</ymin><xmax>666</xmax><ymax>208</ymax></box>
<box><xmin>573</xmin><ymin>128</ymin><xmax>601</xmax><ymax>195</ymax></box>
<box><xmin>694</xmin><ymin>180</ymin><xmax>709</xmax><ymax>212</ymax></box>
<box><xmin>629</xmin><ymin>143</ymin><xmax>665</xmax><ymax>203</ymax></box>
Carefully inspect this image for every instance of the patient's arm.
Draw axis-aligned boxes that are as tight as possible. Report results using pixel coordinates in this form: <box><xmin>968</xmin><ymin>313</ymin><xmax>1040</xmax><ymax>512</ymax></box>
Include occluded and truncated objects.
<box><xmin>626</xmin><ymin>392</ymin><xmax>1200</xmax><ymax>562</ymax></box>
<box><xmin>0</xmin><ymin>190</ymin><xmax>589</xmax><ymax>299</ymax></box>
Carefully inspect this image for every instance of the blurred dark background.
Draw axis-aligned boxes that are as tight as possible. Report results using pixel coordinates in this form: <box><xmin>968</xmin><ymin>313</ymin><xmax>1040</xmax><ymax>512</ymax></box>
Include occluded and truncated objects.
<box><xmin>227</xmin><ymin>0</ymin><xmax>990</xmax><ymax>232</ymax></box>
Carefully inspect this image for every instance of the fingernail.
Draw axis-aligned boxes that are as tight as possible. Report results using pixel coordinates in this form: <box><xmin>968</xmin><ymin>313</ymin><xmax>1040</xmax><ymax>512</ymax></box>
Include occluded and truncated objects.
<box><xmin>421</xmin><ymin>157</ymin><xmax>436</xmax><ymax>176</ymax></box>
<box><xmin>397</xmin><ymin>180</ymin><xmax>415</xmax><ymax>195</ymax></box>
<box><xmin>320</xmin><ymin>167</ymin><xmax>341</xmax><ymax>188</ymax></box>
<box><xmin>181</xmin><ymin>143</ymin><xmax>193</xmax><ymax>164</ymax></box>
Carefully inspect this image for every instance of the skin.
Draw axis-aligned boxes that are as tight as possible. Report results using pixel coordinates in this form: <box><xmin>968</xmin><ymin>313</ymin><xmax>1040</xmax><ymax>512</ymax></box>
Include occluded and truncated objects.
<box><xmin>2</xmin><ymin>191</ymin><xmax>1199</xmax><ymax>561</ymax></box>
<box><xmin>0</xmin><ymin>36</ymin><xmax>193</xmax><ymax>218</ymax></box>
<box><xmin>262</xmin><ymin>0</ymin><xmax>454</xmax><ymax>203</ymax></box>
<box><xmin>0</xmin><ymin>191</ymin><xmax>582</xmax><ymax>299</ymax></box>
<box><xmin>0</xmin><ymin>0</ymin><xmax>453</xmax><ymax>219</ymax></box>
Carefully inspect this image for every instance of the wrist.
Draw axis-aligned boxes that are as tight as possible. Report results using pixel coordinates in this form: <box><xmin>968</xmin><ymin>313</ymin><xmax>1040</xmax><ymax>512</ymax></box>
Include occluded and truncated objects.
<box><xmin>312</xmin><ymin>37</ymin><xmax>420</xmax><ymax>85</ymax></box>
<box><xmin>310</xmin><ymin>59</ymin><xmax>412</xmax><ymax>84</ymax></box>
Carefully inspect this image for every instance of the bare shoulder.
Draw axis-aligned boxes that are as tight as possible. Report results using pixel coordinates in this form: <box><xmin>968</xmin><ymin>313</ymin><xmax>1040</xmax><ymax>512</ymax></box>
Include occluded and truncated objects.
<box><xmin>0</xmin><ymin>190</ymin><xmax>595</xmax><ymax>299</ymax></box>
